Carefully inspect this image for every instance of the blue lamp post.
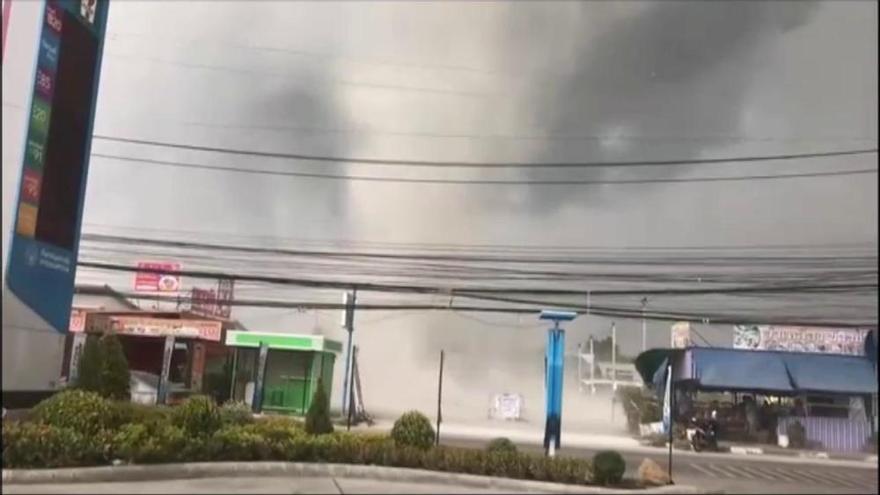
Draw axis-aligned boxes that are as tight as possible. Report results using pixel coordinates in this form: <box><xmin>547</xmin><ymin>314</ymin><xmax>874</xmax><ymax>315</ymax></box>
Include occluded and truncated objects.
<box><xmin>539</xmin><ymin>310</ymin><xmax>577</xmax><ymax>457</ymax></box>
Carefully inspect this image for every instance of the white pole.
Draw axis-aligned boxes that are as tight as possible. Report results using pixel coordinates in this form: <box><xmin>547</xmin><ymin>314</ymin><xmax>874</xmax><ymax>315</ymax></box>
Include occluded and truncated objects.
<box><xmin>641</xmin><ymin>297</ymin><xmax>647</xmax><ymax>352</ymax></box>
<box><xmin>589</xmin><ymin>336</ymin><xmax>595</xmax><ymax>395</ymax></box>
<box><xmin>577</xmin><ymin>343</ymin><xmax>583</xmax><ymax>393</ymax></box>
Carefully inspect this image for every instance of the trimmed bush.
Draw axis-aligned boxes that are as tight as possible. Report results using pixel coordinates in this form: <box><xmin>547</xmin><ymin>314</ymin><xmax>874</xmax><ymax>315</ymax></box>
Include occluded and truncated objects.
<box><xmin>592</xmin><ymin>450</ymin><xmax>626</xmax><ymax>485</ymax></box>
<box><xmin>99</xmin><ymin>334</ymin><xmax>131</xmax><ymax>401</ymax></box>
<box><xmin>305</xmin><ymin>379</ymin><xmax>333</xmax><ymax>435</ymax></box>
<box><xmin>3</xmin><ymin>402</ymin><xmax>595</xmax><ymax>487</ymax></box>
<box><xmin>31</xmin><ymin>390</ymin><xmax>118</xmax><ymax>436</ymax></box>
<box><xmin>114</xmin><ymin>402</ymin><xmax>173</xmax><ymax>428</ymax></box>
<box><xmin>219</xmin><ymin>401</ymin><xmax>253</xmax><ymax>426</ymax></box>
<box><xmin>486</xmin><ymin>437</ymin><xmax>517</xmax><ymax>455</ymax></box>
<box><xmin>206</xmin><ymin>425</ymin><xmax>272</xmax><ymax>461</ymax></box>
<box><xmin>76</xmin><ymin>335</ymin><xmax>103</xmax><ymax>395</ymax></box>
<box><xmin>2</xmin><ymin>421</ymin><xmax>109</xmax><ymax>468</ymax></box>
<box><xmin>390</xmin><ymin>411</ymin><xmax>435</xmax><ymax>450</ymax></box>
<box><xmin>111</xmin><ymin>423</ymin><xmax>188</xmax><ymax>464</ymax></box>
<box><xmin>74</xmin><ymin>334</ymin><xmax>131</xmax><ymax>401</ymax></box>
<box><xmin>172</xmin><ymin>395</ymin><xmax>222</xmax><ymax>437</ymax></box>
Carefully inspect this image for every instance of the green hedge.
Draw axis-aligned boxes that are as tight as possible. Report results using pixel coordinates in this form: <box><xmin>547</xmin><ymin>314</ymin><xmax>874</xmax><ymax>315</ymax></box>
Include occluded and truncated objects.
<box><xmin>3</xmin><ymin>396</ymin><xmax>595</xmax><ymax>486</ymax></box>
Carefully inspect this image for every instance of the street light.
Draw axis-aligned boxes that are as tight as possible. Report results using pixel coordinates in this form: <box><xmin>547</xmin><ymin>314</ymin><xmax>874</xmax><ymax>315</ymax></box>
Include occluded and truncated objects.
<box><xmin>539</xmin><ymin>310</ymin><xmax>577</xmax><ymax>457</ymax></box>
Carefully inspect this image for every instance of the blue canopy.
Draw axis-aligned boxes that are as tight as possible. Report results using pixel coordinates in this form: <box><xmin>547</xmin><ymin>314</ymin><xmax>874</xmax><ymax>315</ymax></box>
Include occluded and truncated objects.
<box><xmin>636</xmin><ymin>347</ymin><xmax>877</xmax><ymax>396</ymax></box>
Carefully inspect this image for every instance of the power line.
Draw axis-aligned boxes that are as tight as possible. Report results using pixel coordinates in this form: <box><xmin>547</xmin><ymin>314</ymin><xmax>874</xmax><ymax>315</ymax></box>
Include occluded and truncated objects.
<box><xmin>81</xmin><ymin>222</ymin><xmax>878</xmax><ymax>254</ymax></box>
<box><xmin>92</xmin><ymin>135</ymin><xmax>878</xmax><ymax>169</ymax></box>
<box><xmin>73</xmin><ymin>285</ymin><xmax>874</xmax><ymax>328</ymax></box>
<box><xmin>76</xmin><ymin>259</ymin><xmax>876</xmax><ymax>300</ymax></box>
<box><xmin>79</xmin><ymin>233</ymin><xmax>879</xmax><ymax>267</ymax></box>
<box><xmin>90</xmin><ymin>152</ymin><xmax>879</xmax><ymax>185</ymax></box>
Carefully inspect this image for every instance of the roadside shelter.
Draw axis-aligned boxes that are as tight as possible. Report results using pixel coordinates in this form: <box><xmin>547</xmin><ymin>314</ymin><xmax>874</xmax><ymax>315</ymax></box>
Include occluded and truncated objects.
<box><xmin>635</xmin><ymin>346</ymin><xmax>877</xmax><ymax>453</ymax></box>
<box><xmin>225</xmin><ymin>331</ymin><xmax>342</xmax><ymax>415</ymax></box>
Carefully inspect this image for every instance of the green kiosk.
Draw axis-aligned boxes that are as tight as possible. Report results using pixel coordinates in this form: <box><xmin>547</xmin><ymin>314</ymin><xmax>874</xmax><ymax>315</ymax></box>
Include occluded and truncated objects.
<box><xmin>225</xmin><ymin>331</ymin><xmax>342</xmax><ymax>415</ymax></box>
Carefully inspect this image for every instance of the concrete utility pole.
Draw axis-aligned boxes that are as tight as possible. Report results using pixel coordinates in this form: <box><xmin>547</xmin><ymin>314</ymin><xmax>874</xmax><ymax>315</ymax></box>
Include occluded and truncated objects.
<box><xmin>341</xmin><ymin>290</ymin><xmax>357</xmax><ymax>416</ymax></box>
<box><xmin>641</xmin><ymin>297</ymin><xmax>648</xmax><ymax>352</ymax></box>
<box><xmin>611</xmin><ymin>321</ymin><xmax>617</xmax><ymax>391</ymax></box>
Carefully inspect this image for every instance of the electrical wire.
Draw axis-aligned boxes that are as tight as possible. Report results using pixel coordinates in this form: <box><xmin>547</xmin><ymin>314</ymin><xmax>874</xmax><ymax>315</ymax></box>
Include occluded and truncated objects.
<box><xmin>92</xmin><ymin>135</ymin><xmax>878</xmax><ymax>169</ymax></box>
<box><xmin>90</xmin><ymin>152</ymin><xmax>879</xmax><ymax>185</ymax></box>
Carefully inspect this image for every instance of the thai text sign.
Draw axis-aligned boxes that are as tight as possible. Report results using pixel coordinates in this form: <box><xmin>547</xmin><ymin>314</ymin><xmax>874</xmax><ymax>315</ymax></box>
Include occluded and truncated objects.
<box><xmin>133</xmin><ymin>261</ymin><xmax>181</xmax><ymax>293</ymax></box>
<box><xmin>93</xmin><ymin>315</ymin><xmax>222</xmax><ymax>342</ymax></box>
<box><xmin>733</xmin><ymin>325</ymin><xmax>870</xmax><ymax>356</ymax></box>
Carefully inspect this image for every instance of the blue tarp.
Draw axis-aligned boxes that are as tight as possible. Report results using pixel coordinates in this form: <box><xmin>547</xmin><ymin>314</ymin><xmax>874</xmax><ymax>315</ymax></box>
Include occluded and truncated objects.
<box><xmin>690</xmin><ymin>348</ymin><xmax>795</xmax><ymax>392</ymax></box>
<box><xmin>636</xmin><ymin>347</ymin><xmax>878</xmax><ymax>395</ymax></box>
<box><xmin>780</xmin><ymin>352</ymin><xmax>877</xmax><ymax>395</ymax></box>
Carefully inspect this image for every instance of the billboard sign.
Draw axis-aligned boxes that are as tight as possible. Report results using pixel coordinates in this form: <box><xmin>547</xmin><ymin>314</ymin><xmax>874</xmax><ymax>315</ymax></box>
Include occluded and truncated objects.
<box><xmin>68</xmin><ymin>307</ymin><xmax>86</xmax><ymax>332</ymax></box>
<box><xmin>92</xmin><ymin>315</ymin><xmax>223</xmax><ymax>342</ymax></box>
<box><xmin>671</xmin><ymin>322</ymin><xmax>692</xmax><ymax>348</ymax></box>
<box><xmin>133</xmin><ymin>261</ymin><xmax>181</xmax><ymax>293</ymax></box>
<box><xmin>189</xmin><ymin>278</ymin><xmax>234</xmax><ymax>319</ymax></box>
<box><xmin>4</xmin><ymin>0</ymin><xmax>109</xmax><ymax>333</ymax></box>
<box><xmin>733</xmin><ymin>325</ymin><xmax>871</xmax><ymax>356</ymax></box>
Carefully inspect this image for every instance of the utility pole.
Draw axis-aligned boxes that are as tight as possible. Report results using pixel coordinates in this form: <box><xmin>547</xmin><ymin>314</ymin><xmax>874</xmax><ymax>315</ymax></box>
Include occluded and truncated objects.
<box><xmin>341</xmin><ymin>289</ymin><xmax>357</xmax><ymax>416</ymax></box>
<box><xmin>611</xmin><ymin>321</ymin><xmax>617</xmax><ymax>391</ymax></box>
<box><xmin>641</xmin><ymin>297</ymin><xmax>648</xmax><ymax>352</ymax></box>
<box><xmin>589</xmin><ymin>335</ymin><xmax>596</xmax><ymax>395</ymax></box>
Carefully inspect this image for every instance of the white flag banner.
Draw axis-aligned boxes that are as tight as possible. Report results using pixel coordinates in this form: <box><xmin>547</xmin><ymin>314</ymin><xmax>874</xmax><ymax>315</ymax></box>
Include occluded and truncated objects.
<box><xmin>661</xmin><ymin>364</ymin><xmax>672</xmax><ymax>435</ymax></box>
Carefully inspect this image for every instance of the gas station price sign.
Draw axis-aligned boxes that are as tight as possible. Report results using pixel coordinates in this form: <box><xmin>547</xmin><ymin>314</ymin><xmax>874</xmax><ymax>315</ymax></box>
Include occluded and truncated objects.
<box><xmin>6</xmin><ymin>0</ymin><xmax>108</xmax><ymax>332</ymax></box>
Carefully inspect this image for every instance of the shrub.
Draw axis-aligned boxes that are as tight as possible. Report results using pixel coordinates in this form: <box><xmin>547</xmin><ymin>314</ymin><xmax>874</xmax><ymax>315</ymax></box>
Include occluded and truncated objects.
<box><xmin>207</xmin><ymin>425</ymin><xmax>272</xmax><ymax>461</ymax></box>
<box><xmin>75</xmin><ymin>334</ymin><xmax>131</xmax><ymax>401</ymax></box>
<box><xmin>390</xmin><ymin>410</ymin><xmax>435</xmax><ymax>450</ymax></box>
<box><xmin>99</xmin><ymin>334</ymin><xmax>131</xmax><ymax>401</ymax></box>
<box><xmin>111</xmin><ymin>423</ymin><xmax>188</xmax><ymax>464</ymax></box>
<box><xmin>305</xmin><ymin>379</ymin><xmax>333</xmax><ymax>435</ymax></box>
<box><xmin>173</xmin><ymin>395</ymin><xmax>221</xmax><ymax>437</ymax></box>
<box><xmin>31</xmin><ymin>390</ymin><xmax>118</xmax><ymax>436</ymax></box>
<box><xmin>592</xmin><ymin>450</ymin><xmax>626</xmax><ymax>486</ymax></box>
<box><xmin>219</xmin><ymin>401</ymin><xmax>253</xmax><ymax>426</ymax></box>
<box><xmin>486</xmin><ymin>437</ymin><xmax>517</xmax><ymax>455</ymax></box>
<box><xmin>2</xmin><ymin>421</ymin><xmax>109</xmax><ymax>468</ymax></box>
<box><xmin>75</xmin><ymin>335</ymin><xmax>103</xmax><ymax>394</ymax></box>
<box><xmin>113</xmin><ymin>402</ymin><xmax>173</xmax><ymax>428</ymax></box>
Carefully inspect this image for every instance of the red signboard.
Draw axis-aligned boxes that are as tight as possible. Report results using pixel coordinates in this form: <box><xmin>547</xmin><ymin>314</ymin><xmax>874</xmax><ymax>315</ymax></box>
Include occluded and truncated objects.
<box><xmin>134</xmin><ymin>261</ymin><xmax>181</xmax><ymax>293</ymax></box>
<box><xmin>68</xmin><ymin>308</ymin><xmax>86</xmax><ymax>333</ymax></box>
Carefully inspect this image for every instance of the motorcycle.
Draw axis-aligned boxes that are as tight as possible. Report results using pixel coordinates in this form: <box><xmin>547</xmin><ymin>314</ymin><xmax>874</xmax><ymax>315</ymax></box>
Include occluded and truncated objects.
<box><xmin>686</xmin><ymin>415</ymin><xmax>719</xmax><ymax>452</ymax></box>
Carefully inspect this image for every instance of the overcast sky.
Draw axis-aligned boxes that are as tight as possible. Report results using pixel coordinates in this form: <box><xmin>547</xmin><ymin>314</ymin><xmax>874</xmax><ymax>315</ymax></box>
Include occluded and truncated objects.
<box><xmin>76</xmin><ymin>1</ymin><xmax>878</xmax><ymax>422</ymax></box>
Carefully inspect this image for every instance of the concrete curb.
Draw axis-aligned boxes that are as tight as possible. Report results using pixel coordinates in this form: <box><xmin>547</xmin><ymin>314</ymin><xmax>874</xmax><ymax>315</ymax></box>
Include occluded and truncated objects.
<box><xmin>2</xmin><ymin>462</ymin><xmax>713</xmax><ymax>493</ymax></box>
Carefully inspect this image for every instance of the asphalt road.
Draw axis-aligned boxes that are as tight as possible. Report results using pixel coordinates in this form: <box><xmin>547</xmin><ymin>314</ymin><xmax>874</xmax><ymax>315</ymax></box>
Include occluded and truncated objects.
<box><xmin>441</xmin><ymin>435</ymin><xmax>879</xmax><ymax>494</ymax></box>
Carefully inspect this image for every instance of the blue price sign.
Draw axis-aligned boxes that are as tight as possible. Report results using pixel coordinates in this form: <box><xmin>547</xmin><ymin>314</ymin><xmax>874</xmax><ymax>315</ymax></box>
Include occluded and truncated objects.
<box><xmin>6</xmin><ymin>0</ymin><xmax>109</xmax><ymax>333</ymax></box>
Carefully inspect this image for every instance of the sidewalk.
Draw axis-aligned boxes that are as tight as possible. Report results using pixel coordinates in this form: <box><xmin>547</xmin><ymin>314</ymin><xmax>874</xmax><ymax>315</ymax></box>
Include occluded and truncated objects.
<box><xmin>1</xmin><ymin>462</ymin><xmax>710</xmax><ymax>494</ymax></box>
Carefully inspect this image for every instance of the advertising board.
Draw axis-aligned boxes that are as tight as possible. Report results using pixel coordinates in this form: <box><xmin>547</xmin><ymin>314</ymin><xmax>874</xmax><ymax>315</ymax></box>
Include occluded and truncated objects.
<box><xmin>5</xmin><ymin>0</ymin><xmax>109</xmax><ymax>333</ymax></box>
<box><xmin>133</xmin><ymin>261</ymin><xmax>182</xmax><ymax>293</ymax></box>
<box><xmin>733</xmin><ymin>325</ymin><xmax>871</xmax><ymax>356</ymax></box>
<box><xmin>92</xmin><ymin>315</ymin><xmax>223</xmax><ymax>342</ymax></box>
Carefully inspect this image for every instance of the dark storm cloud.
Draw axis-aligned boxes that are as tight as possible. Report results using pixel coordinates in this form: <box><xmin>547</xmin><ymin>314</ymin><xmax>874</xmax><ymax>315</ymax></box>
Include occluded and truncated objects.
<box><xmin>499</xmin><ymin>1</ymin><xmax>821</xmax><ymax>211</ymax></box>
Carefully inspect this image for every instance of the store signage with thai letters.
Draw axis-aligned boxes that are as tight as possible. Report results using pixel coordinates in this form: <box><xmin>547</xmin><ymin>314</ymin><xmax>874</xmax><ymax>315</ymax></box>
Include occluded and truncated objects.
<box><xmin>92</xmin><ymin>315</ymin><xmax>222</xmax><ymax>342</ymax></box>
<box><xmin>733</xmin><ymin>325</ymin><xmax>870</xmax><ymax>356</ymax></box>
